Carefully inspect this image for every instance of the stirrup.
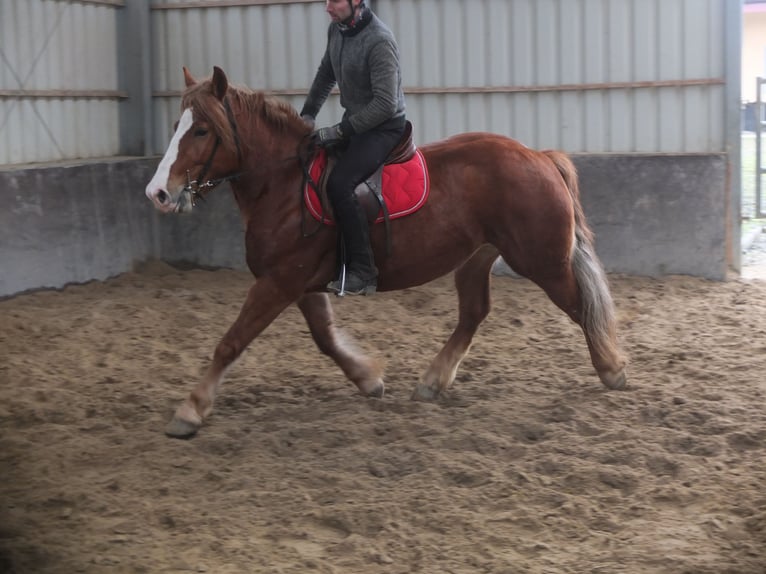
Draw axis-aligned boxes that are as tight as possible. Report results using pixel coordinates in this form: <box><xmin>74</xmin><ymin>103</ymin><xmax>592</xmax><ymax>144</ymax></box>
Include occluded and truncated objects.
<box><xmin>327</xmin><ymin>266</ymin><xmax>377</xmax><ymax>297</ymax></box>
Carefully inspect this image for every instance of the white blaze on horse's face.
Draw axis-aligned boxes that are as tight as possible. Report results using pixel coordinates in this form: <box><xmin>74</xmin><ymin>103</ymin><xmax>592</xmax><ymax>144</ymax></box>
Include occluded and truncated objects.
<box><xmin>146</xmin><ymin>108</ymin><xmax>194</xmax><ymax>213</ymax></box>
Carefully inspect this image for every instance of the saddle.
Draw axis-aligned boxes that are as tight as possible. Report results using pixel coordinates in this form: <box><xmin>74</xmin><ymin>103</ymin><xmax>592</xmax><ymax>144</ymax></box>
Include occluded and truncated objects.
<box><xmin>317</xmin><ymin>121</ymin><xmax>417</xmax><ymax>226</ymax></box>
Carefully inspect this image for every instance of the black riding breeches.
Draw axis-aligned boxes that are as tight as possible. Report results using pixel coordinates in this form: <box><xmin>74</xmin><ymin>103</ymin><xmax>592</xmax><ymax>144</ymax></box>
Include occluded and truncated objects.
<box><xmin>325</xmin><ymin>120</ymin><xmax>406</xmax><ymax>209</ymax></box>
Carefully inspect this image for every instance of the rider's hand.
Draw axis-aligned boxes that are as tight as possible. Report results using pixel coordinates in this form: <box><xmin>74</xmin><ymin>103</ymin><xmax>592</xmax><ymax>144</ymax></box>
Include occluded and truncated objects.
<box><xmin>311</xmin><ymin>123</ymin><xmax>345</xmax><ymax>147</ymax></box>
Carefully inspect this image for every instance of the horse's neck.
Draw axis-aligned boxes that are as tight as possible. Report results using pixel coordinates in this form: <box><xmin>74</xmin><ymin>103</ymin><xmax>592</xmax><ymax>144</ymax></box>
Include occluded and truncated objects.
<box><xmin>242</xmin><ymin>110</ymin><xmax>304</xmax><ymax>162</ymax></box>
<box><xmin>233</xmin><ymin>130</ymin><xmax>304</xmax><ymax>212</ymax></box>
<box><xmin>226</xmin><ymin>99</ymin><xmax>308</xmax><ymax>210</ymax></box>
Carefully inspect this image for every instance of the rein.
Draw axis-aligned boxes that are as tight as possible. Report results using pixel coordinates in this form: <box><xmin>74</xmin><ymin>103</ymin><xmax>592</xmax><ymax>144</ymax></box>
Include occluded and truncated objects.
<box><xmin>181</xmin><ymin>97</ymin><xmax>244</xmax><ymax>208</ymax></box>
<box><xmin>297</xmin><ymin>136</ymin><xmax>326</xmax><ymax>238</ymax></box>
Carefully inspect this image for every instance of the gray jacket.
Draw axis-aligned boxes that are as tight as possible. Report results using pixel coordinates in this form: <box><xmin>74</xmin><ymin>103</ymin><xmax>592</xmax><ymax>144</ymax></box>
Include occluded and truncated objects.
<box><xmin>301</xmin><ymin>12</ymin><xmax>406</xmax><ymax>136</ymax></box>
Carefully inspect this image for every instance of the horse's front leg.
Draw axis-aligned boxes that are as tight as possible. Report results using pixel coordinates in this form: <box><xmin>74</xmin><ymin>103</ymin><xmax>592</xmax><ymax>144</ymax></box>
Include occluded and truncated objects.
<box><xmin>297</xmin><ymin>292</ymin><xmax>384</xmax><ymax>397</ymax></box>
<box><xmin>166</xmin><ymin>278</ymin><xmax>295</xmax><ymax>438</ymax></box>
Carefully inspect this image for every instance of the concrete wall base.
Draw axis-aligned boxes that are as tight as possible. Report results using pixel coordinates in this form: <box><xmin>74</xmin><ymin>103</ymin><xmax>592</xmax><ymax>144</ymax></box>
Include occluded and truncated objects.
<box><xmin>494</xmin><ymin>153</ymin><xmax>728</xmax><ymax>280</ymax></box>
<box><xmin>1</xmin><ymin>159</ymin><xmax>160</xmax><ymax>298</ymax></box>
<box><xmin>0</xmin><ymin>153</ymin><xmax>728</xmax><ymax>298</ymax></box>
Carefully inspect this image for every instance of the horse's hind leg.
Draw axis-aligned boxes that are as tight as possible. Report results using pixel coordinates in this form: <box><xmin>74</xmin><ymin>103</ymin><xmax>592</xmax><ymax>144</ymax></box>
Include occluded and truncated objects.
<box><xmin>298</xmin><ymin>293</ymin><xmax>385</xmax><ymax>397</ymax></box>
<box><xmin>412</xmin><ymin>245</ymin><xmax>500</xmax><ymax>401</ymax></box>
<box><xmin>530</xmin><ymin>241</ymin><xmax>627</xmax><ymax>389</ymax></box>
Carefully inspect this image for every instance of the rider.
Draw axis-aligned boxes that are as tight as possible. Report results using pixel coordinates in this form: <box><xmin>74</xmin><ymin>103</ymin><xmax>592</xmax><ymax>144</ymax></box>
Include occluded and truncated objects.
<box><xmin>301</xmin><ymin>0</ymin><xmax>406</xmax><ymax>296</ymax></box>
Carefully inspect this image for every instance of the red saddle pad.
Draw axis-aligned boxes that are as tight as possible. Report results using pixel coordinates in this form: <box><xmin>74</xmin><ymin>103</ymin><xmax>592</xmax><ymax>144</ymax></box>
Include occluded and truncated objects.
<box><xmin>304</xmin><ymin>148</ymin><xmax>430</xmax><ymax>224</ymax></box>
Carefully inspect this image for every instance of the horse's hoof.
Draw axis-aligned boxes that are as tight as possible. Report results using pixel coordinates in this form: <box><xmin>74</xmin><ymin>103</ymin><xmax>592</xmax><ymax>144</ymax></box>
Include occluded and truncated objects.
<box><xmin>165</xmin><ymin>417</ymin><xmax>201</xmax><ymax>439</ymax></box>
<box><xmin>599</xmin><ymin>369</ymin><xmax>627</xmax><ymax>390</ymax></box>
<box><xmin>358</xmin><ymin>379</ymin><xmax>385</xmax><ymax>398</ymax></box>
<box><xmin>367</xmin><ymin>382</ymin><xmax>385</xmax><ymax>398</ymax></box>
<box><xmin>411</xmin><ymin>383</ymin><xmax>440</xmax><ymax>401</ymax></box>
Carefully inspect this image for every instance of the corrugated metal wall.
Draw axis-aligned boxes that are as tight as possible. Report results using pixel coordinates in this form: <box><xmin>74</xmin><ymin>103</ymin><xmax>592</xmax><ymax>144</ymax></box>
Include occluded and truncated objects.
<box><xmin>0</xmin><ymin>0</ymin><xmax>733</xmax><ymax>163</ymax></box>
<box><xmin>150</xmin><ymin>0</ymin><xmax>343</xmax><ymax>155</ymax></box>
<box><xmin>0</xmin><ymin>0</ymin><xmax>123</xmax><ymax>165</ymax></box>
<box><xmin>149</xmin><ymin>0</ymin><xmax>727</xmax><ymax>155</ymax></box>
<box><xmin>379</xmin><ymin>0</ymin><xmax>726</xmax><ymax>153</ymax></box>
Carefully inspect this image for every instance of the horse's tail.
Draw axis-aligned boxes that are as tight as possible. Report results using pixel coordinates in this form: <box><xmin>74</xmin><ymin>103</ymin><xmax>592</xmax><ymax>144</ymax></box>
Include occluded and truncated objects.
<box><xmin>542</xmin><ymin>150</ymin><xmax>624</xmax><ymax>368</ymax></box>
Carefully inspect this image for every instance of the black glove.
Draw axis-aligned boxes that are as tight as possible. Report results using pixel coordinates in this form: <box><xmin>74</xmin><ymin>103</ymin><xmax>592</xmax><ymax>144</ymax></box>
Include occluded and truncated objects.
<box><xmin>311</xmin><ymin>123</ymin><xmax>345</xmax><ymax>147</ymax></box>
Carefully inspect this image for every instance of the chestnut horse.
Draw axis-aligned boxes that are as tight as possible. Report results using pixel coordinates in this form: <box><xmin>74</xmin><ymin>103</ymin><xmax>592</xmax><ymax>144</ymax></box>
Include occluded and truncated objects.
<box><xmin>146</xmin><ymin>66</ymin><xmax>627</xmax><ymax>438</ymax></box>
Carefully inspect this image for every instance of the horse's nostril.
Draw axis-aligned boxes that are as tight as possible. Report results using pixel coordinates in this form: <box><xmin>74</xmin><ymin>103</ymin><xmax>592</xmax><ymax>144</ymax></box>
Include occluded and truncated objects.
<box><xmin>157</xmin><ymin>190</ymin><xmax>169</xmax><ymax>204</ymax></box>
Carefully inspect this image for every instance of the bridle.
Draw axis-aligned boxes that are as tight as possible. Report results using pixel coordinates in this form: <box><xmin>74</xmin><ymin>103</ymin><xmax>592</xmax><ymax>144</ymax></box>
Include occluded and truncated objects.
<box><xmin>177</xmin><ymin>95</ymin><xmax>324</xmax><ymax>240</ymax></box>
<box><xmin>180</xmin><ymin>97</ymin><xmax>244</xmax><ymax>208</ymax></box>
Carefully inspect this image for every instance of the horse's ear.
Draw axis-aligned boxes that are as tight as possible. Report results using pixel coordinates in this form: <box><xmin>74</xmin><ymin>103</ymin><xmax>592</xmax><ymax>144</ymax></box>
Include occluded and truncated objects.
<box><xmin>183</xmin><ymin>66</ymin><xmax>197</xmax><ymax>87</ymax></box>
<box><xmin>212</xmin><ymin>66</ymin><xmax>228</xmax><ymax>101</ymax></box>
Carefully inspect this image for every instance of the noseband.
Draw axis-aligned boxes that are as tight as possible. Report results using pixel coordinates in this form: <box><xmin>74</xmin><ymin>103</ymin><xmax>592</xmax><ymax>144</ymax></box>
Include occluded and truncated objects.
<box><xmin>181</xmin><ymin>97</ymin><xmax>243</xmax><ymax>207</ymax></box>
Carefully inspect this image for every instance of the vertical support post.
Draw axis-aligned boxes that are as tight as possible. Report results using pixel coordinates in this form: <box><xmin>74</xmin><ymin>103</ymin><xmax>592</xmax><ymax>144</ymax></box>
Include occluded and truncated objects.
<box><xmin>117</xmin><ymin>0</ymin><xmax>153</xmax><ymax>156</ymax></box>
<box><xmin>725</xmin><ymin>0</ymin><xmax>742</xmax><ymax>273</ymax></box>
<box><xmin>758</xmin><ymin>77</ymin><xmax>764</xmax><ymax>218</ymax></box>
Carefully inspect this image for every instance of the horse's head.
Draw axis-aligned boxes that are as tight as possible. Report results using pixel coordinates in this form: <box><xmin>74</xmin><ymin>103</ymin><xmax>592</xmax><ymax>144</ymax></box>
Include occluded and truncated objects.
<box><xmin>146</xmin><ymin>66</ymin><xmax>243</xmax><ymax>214</ymax></box>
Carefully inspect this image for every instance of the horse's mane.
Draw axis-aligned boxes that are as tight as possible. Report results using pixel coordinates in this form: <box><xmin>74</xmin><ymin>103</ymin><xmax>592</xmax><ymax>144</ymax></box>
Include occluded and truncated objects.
<box><xmin>181</xmin><ymin>79</ymin><xmax>308</xmax><ymax>154</ymax></box>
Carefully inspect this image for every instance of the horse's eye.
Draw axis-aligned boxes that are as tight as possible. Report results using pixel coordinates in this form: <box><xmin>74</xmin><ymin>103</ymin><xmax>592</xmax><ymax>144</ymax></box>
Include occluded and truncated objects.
<box><xmin>194</xmin><ymin>128</ymin><xmax>208</xmax><ymax>137</ymax></box>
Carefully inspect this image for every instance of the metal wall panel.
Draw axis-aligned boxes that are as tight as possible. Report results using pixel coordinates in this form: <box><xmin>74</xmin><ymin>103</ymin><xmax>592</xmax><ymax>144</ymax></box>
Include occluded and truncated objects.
<box><xmin>1</xmin><ymin>0</ymin><xmax>729</xmax><ymax>163</ymax></box>
<box><xmin>150</xmin><ymin>0</ymin><xmax>344</xmax><ymax>154</ymax></box>
<box><xmin>372</xmin><ymin>0</ymin><xmax>727</xmax><ymax>153</ymax></box>
<box><xmin>146</xmin><ymin>0</ymin><xmax>728</xmax><ymax>154</ymax></box>
<box><xmin>0</xmin><ymin>0</ymin><xmax>122</xmax><ymax>164</ymax></box>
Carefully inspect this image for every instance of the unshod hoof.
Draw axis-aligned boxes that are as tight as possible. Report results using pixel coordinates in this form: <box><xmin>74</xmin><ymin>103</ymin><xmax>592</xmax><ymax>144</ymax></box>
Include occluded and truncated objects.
<box><xmin>367</xmin><ymin>383</ymin><xmax>385</xmax><ymax>398</ymax></box>
<box><xmin>165</xmin><ymin>417</ymin><xmax>201</xmax><ymax>439</ymax></box>
<box><xmin>600</xmin><ymin>369</ymin><xmax>627</xmax><ymax>390</ymax></box>
<box><xmin>411</xmin><ymin>383</ymin><xmax>440</xmax><ymax>401</ymax></box>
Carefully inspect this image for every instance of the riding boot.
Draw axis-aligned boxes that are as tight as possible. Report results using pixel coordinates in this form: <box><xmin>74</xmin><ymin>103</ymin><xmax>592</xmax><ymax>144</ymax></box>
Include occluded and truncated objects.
<box><xmin>327</xmin><ymin>193</ymin><xmax>378</xmax><ymax>296</ymax></box>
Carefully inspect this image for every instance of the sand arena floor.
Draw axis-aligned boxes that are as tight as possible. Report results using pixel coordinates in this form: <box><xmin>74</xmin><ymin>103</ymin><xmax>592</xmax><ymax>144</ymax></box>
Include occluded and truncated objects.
<box><xmin>1</xmin><ymin>262</ymin><xmax>765</xmax><ymax>573</ymax></box>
